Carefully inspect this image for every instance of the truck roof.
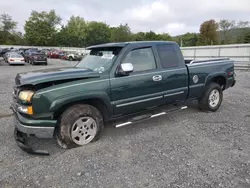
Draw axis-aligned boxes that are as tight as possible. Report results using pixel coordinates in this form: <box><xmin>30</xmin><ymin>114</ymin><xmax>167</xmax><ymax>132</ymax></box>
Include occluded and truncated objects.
<box><xmin>87</xmin><ymin>41</ymin><xmax>177</xmax><ymax>49</ymax></box>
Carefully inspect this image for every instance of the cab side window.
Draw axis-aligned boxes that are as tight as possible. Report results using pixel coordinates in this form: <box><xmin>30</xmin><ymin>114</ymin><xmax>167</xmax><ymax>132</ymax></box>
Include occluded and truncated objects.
<box><xmin>122</xmin><ymin>47</ymin><xmax>156</xmax><ymax>72</ymax></box>
<box><xmin>156</xmin><ymin>44</ymin><xmax>180</xmax><ymax>68</ymax></box>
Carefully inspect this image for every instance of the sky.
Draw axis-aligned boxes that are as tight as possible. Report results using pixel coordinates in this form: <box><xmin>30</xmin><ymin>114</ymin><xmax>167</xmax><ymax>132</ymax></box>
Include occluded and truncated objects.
<box><xmin>1</xmin><ymin>0</ymin><xmax>250</xmax><ymax>36</ymax></box>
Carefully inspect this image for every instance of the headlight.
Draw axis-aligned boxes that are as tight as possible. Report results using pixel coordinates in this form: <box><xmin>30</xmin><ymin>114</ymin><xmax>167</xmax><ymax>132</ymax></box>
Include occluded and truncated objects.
<box><xmin>18</xmin><ymin>90</ymin><xmax>34</xmax><ymax>102</ymax></box>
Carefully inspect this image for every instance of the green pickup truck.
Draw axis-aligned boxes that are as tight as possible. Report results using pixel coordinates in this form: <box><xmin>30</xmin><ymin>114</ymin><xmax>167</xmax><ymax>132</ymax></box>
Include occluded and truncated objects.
<box><xmin>11</xmin><ymin>41</ymin><xmax>236</xmax><ymax>155</ymax></box>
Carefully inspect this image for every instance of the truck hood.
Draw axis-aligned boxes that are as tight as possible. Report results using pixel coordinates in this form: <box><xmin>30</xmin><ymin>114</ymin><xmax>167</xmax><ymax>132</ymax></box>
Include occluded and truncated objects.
<box><xmin>15</xmin><ymin>67</ymin><xmax>100</xmax><ymax>86</ymax></box>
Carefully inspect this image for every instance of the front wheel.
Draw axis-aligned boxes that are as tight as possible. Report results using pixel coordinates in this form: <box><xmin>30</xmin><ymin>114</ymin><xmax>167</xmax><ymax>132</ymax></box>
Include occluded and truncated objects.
<box><xmin>56</xmin><ymin>104</ymin><xmax>104</xmax><ymax>149</ymax></box>
<box><xmin>199</xmin><ymin>83</ymin><xmax>223</xmax><ymax>112</ymax></box>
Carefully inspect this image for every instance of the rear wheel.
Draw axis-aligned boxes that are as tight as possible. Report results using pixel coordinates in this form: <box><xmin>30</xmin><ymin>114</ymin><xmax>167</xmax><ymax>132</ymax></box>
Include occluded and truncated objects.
<box><xmin>56</xmin><ymin>104</ymin><xmax>104</xmax><ymax>149</ymax></box>
<box><xmin>199</xmin><ymin>83</ymin><xmax>223</xmax><ymax>112</ymax></box>
<box><xmin>69</xmin><ymin>56</ymin><xmax>73</xmax><ymax>61</ymax></box>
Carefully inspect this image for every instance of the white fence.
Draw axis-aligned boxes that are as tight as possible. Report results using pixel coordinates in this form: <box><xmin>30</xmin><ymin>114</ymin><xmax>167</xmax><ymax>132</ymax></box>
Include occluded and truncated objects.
<box><xmin>181</xmin><ymin>43</ymin><xmax>250</xmax><ymax>70</ymax></box>
<box><xmin>181</xmin><ymin>43</ymin><xmax>250</xmax><ymax>61</ymax></box>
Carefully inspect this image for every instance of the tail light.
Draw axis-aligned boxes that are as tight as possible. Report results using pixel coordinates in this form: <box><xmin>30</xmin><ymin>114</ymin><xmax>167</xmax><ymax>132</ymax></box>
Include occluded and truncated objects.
<box><xmin>9</xmin><ymin>59</ymin><xmax>14</xmax><ymax>61</ymax></box>
<box><xmin>21</xmin><ymin>59</ymin><xmax>24</xmax><ymax>61</ymax></box>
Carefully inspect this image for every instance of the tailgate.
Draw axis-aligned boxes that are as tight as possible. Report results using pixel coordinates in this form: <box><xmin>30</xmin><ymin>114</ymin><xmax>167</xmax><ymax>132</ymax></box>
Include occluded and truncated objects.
<box><xmin>32</xmin><ymin>54</ymin><xmax>47</xmax><ymax>60</ymax></box>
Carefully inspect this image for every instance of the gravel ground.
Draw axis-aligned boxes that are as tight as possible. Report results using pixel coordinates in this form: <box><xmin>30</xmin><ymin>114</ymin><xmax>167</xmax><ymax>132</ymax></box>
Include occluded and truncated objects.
<box><xmin>0</xmin><ymin>58</ymin><xmax>249</xmax><ymax>188</ymax></box>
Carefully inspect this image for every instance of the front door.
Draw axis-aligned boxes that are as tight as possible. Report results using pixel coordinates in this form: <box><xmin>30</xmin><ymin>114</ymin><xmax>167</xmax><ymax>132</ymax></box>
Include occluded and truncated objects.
<box><xmin>110</xmin><ymin>46</ymin><xmax>166</xmax><ymax>116</ymax></box>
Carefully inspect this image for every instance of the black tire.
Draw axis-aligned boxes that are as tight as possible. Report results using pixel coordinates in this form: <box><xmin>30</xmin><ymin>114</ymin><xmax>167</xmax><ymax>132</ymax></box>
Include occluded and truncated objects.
<box><xmin>199</xmin><ymin>83</ymin><xmax>223</xmax><ymax>112</ymax></box>
<box><xmin>69</xmin><ymin>56</ymin><xmax>73</xmax><ymax>61</ymax></box>
<box><xmin>56</xmin><ymin>104</ymin><xmax>104</xmax><ymax>149</ymax></box>
<box><xmin>44</xmin><ymin>62</ymin><xmax>48</xmax><ymax>65</ymax></box>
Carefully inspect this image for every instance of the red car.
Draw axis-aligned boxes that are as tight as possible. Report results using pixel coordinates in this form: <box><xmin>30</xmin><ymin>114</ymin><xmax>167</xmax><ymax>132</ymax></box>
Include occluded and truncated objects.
<box><xmin>61</xmin><ymin>55</ymin><xmax>68</xmax><ymax>60</ymax></box>
<box><xmin>48</xmin><ymin>50</ymin><xmax>65</xmax><ymax>59</ymax></box>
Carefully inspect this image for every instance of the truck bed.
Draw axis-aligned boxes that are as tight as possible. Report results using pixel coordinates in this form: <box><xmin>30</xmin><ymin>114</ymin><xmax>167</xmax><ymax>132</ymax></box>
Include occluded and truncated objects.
<box><xmin>185</xmin><ymin>58</ymin><xmax>234</xmax><ymax>100</ymax></box>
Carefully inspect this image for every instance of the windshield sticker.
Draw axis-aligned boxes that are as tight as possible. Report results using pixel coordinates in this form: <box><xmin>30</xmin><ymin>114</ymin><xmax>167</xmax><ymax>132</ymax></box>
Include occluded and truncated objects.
<box><xmin>101</xmin><ymin>54</ymin><xmax>114</xmax><ymax>59</ymax></box>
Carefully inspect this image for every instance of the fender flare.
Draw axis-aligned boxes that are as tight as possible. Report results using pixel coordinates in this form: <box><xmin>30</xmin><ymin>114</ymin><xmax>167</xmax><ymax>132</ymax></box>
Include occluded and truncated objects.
<box><xmin>204</xmin><ymin>72</ymin><xmax>228</xmax><ymax>87</ymax></box>
<box><xmin>49</xmin><ymin>91</ymin><xmax>113</xmax><ymax>118</ymax></box>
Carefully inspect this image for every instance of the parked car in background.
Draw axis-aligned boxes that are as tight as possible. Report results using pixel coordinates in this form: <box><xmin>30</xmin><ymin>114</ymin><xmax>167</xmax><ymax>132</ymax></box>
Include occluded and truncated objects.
<box><xmin>0</xmin><ymin>48</ymin><xmax>10</xmax><ymax>57</ymax></box>
<box><xmin>3</xmin><ymin>51</ymin><xmax>10</xmax><ymax>62</ymax></box>
<box><xmin>66</xmin><ymin>51</ymin><xmax>82</xmax><ymax>61</ymax></box>
<box><xmin>61</xmin><ymin>51</ymin><xmax>84</xmax><ymax>61</ymax></box>
<box><xmin>48</xmin><ymin>50</ymin><xmax>64</xmax><ymax>59</ymax></box>
<box><xmin>18</xmin><ymin>48</ymin><xmax>30</xmax><ymax>57</ymax></box>
<box><xmin>27</xmin><ymin>51</ymin><xmax>47</xmax><ymax>65</ymax></box>
<box><xmin>23</xmin><ymin>49</ymin><xmax>39</xmax><ymax>62</ymax></box>
<box><xmin>7</xmin><ymin>53</ymin><xmax>25</xmax><ymax>65</ymax></box>
<box><xmin>47</xmin><ymin>49</ymin><xmax>58</xmax><ymax>58</ymax></box>
<box><xmin>41</xmin><ymin>49</ymin><xmax>50</xmax><ymax>56</ymax></box>
<box><xmin>10</xmin><ymin>48</ymin><xmax>19</xmax><ymax>53</ymax></box>
<box><xmin>3</xmin><ymin>51</ymin><xmax>16</xmax><ymax>62</ymax></box>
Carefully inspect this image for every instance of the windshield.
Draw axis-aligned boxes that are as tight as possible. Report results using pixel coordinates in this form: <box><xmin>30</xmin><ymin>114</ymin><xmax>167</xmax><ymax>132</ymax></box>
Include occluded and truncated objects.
<box><xmin>11</xmin><ymin>54</ymin><xmax>23</xmax><ymax>58</ymax></box>
<box><xmin>76</xmin><ymin>47</ymin><xmax>122</xmax><ymax>73</ymax></box>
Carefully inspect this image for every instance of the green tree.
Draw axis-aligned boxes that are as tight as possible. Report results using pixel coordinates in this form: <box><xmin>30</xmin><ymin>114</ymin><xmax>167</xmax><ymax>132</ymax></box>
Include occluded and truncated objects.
<box><xmin>110</xmin><ymin>23</ymin><xmax>132</xmax><ymax>42</ymax></box>
<box><xmin>132</xmin><ymin>32</ymin><xmax>146</xmax><ymax>41</ymax></box>
<box><xmin>0</xmin><ymin>13</ymin><xmax>17</xmax><ymax>32</ymax></box>
<box><xmin>62</xmin><ymin>16</ymin><xmax>87</xmax><ymax>47</ymax></box>
<box><xmin>0</xmin><ymin>13</ymin><xmax>18</xmax><ymax>44</ymax></box>
<box><xmin>10</xmin><ymin>32</ymin><xmax>26</xmax><ymax>45</ymax></box>
<box><xmin>85</xmin><ymin>21</ymin><xmax>110</xmax><ymax>46</ymax></box>
<box><xmin>219</xmin><ymin>19</ymin><xmax>235</xmax><ymax>44</ymax></box>
<box><xmin>180</xmin><ymin>32</ymin><xmax>199</xmax><ymax>47</ymax></box>
<box><xmin>144</xmin><ymin>31</ymin><xmax>160</xmax><ymax>40</ymax></box>
<box><xmin>236</xmin><ymin>21</ymin><xmax>250</xmax><ymax>43</ymax></box>
<box><xmin>158</xmin><ymin>33</ymin><xmax>172</xmax><ymax>41</ymax></box>
<box><xmin>24</xmin><ymin>10</ymin><xmax>61</xmax><ymax>46</ymax></box>
<box><xmin>132</xmin><ymin>31</ymin><xmax>171</xmax><ymax>41</ymax></box>
<box><xmin>53</xmin><ymin>25</ymin><xmax>68</xmax><ymax>46</ymax></box>
<box><xmin>244</xmin><ymin>32</ymin><xmax>250</xmax><ymax>43</ymax></box>
<box><xmin>198</xmin><ymin>19</ymin><xmax>219</xmax><ymax>45</ymax></box>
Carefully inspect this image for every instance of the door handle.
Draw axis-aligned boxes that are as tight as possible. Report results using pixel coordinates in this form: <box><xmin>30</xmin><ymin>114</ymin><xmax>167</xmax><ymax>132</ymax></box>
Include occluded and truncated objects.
<box><xmin>152</xmin><ymin>75</ymin><xmax>162</xmax><ymax>81</ymax></box>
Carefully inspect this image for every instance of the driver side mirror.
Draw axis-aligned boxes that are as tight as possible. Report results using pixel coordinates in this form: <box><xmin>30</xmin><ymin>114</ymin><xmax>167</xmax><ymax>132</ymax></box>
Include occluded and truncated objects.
<box><xmin>117</xmin><ymin>63</ymin><xmax>134</xmax><ymax>76</ymax></box>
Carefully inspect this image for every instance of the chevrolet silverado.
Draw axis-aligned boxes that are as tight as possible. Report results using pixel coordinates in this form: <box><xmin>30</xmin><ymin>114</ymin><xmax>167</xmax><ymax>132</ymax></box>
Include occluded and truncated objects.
<box><xmin>11</xmin><ymin>41</ymin><xmax>236</xmax><ymax>155</ymax></box>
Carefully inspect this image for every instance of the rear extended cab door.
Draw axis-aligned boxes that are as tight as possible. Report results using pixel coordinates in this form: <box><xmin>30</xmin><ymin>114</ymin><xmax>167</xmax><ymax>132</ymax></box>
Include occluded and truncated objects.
<box><xmin>153</xmin><ymin>43</ymin><xmax>189</xmax><ymax>105</ymax></box>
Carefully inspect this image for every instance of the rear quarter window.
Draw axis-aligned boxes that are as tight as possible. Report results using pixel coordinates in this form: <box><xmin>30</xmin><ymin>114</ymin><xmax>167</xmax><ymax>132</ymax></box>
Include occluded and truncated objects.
<box><xmin>156</xmin><ymin>44</ymin><xmax>180</xmax><ymax>68</ymax></box>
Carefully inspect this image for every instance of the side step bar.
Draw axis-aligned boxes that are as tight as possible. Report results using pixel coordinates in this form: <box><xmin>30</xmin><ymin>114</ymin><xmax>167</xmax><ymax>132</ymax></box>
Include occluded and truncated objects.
<box><xmin>115</xmin><ymin>106</ymin><xmax>188</xmax><ymax>128</ymax></box>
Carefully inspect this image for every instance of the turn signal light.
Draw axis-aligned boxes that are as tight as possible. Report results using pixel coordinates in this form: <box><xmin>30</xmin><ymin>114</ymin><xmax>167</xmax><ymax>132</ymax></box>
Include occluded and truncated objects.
<box><xmin>17</xmin><ymin>105</ymin><xmax>33</xmax><ymax>115</ymax></box>
<box><xmin>27</xmin><ymin>106</ymin><xmax>33</xmax><ymax>115</ymax></box>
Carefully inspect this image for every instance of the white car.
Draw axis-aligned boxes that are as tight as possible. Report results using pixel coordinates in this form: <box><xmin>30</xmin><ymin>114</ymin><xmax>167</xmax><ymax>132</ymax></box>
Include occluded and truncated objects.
<box><xmin>7</xmin><ymin>53</ymin><xmax>25</xmax><ymax>65</ymax></box>
<box><xmin>67</xmin><ymin>51</ymin><xmax>82</xmax><ymax>61</ymax></box>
